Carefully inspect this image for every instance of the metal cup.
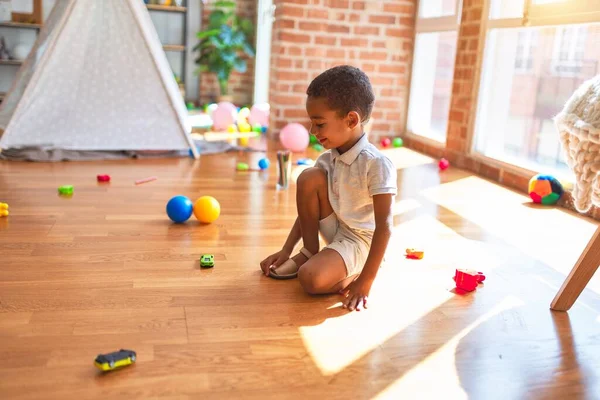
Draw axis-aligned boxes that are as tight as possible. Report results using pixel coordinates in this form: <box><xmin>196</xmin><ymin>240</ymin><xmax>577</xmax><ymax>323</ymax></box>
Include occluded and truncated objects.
<box><xmin>276</xmin><ymin>150</ymin><xmax>291</xmax><ymax>190</ymax></box>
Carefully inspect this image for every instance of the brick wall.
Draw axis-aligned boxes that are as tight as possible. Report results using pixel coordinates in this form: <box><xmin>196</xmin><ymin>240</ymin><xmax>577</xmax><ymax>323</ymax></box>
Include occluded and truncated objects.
<box><xmin>268</xmin><ymin>0</ymin><xmax>417</xmax><ymax>137</ymax></box>
<box><xmin>198</xmin><ymin>0</ymin><xmax>257</xmax><ymax>106</ymax></box>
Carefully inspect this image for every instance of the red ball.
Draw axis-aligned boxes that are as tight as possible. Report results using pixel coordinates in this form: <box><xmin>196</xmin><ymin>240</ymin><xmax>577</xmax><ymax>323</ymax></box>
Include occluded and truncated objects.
<box><xmin>380</xmin><ymin>138</ymin><xmax>391</xmax><ymax>148</ymax></box>
<box><xmin>438</xmin><ymin>158</ymin><xmax>450</xmax><ymax>171</ymax></box>
<box><xmin>97</xmin><ymin>174</ymin><xmax>111</xmax><ymax>182</ymax></box>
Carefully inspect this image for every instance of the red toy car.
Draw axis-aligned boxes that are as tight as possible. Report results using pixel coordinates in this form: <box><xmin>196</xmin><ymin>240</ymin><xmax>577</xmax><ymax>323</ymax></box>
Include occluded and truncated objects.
<box><xmin>453</xmin><ymin>269</ymin><xmax>486</xmax><ymax>292</ymax></box>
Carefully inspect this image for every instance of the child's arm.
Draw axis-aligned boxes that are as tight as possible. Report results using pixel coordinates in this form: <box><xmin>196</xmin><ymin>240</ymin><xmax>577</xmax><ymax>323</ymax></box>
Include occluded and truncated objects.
<box><xmin>260</xmin><ymin>217</ymin><xmax>302</xmax><ymax>275</ymax></box>
<box><xmin>282</xmin><ymin>217</ymin><xmax>302</xmax><ymax>253</ymax></box>
<box><xmin>341</xmin><ymin>193</ymin><xmax>393</xmax><ymax>310</ymax></box>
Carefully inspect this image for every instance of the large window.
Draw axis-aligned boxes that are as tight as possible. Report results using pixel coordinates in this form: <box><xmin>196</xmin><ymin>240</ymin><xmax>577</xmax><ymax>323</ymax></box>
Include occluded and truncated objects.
<box><xmin>407</xmin><ymin>0</ymin><xmax>460</xmax><ymax>143</ymax></box>
<box><xmin>473</xmin><ymin>0</ymin><xmax>600</xmax><ymax>179</ymax></box>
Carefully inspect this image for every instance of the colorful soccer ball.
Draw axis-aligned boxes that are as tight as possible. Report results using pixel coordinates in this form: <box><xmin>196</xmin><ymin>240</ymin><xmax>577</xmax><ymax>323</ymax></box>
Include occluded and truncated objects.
<box><xmin>528</xmin><ymin>174</ymin><xmax>564</xmax><ymax>205</ymax></box>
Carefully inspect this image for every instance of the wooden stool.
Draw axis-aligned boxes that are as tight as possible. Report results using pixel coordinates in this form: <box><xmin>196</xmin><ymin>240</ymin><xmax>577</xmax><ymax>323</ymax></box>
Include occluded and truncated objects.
<box><xmin>551</xmin><ymin>226</ymin><xmax>600</xmax><ymax>311</ymax></box>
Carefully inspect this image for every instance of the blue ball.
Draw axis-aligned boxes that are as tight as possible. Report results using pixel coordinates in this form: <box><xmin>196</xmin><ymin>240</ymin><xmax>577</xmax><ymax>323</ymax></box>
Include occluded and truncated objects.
<box><xmin>166</xmin><ymin>195</ymin><xmax>193</xmax><ymax>223</ymax></box>
<box><xmin>258</xmin><ymin>158</ymin><xmax>270</xmax><ymax>170</ymax></box>
<box><xmin>261</xmin><ymin>126</ymin><xmax>268</xmax><ymax>133</ymax></box>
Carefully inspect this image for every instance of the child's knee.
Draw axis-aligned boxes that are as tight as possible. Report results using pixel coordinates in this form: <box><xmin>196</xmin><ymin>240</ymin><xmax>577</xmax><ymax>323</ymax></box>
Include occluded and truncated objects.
<box><xmin>298</xmin><ymin>265</ymin><xmax>329</xmax><ymax>294</ymax></box>
<box><xmin>297</xmin><ymin>167</ymin><xmax>327</xmax><ymax>192</ymax></box>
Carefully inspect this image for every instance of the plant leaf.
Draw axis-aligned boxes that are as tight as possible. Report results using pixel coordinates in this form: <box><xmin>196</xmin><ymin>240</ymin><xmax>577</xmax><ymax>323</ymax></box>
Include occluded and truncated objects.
<box><xmin>208</xmin><ymin>35</ymin><xmax>224</xmax><ymax>49</ymax></box>
<box><xmin>214</xmin><ymin>0</ymin><xmax>236</xmax><ymax>8</ymax></box>
<box><xmin>242</xmin><ymin>42</ymin><xmax>256</xmax><ymax>57</ymax></box>
<box><xmin>221</xmin><ymin>50</ymin><xmax>237</xmax><ymax>64</ymax></box>
<box><xmin>239</xmin><ymin>18</ymin><xmax>254</xmax><ymax>36</ymax></box>
<box><xmin>208</xmin><ymin>10</ymin><xmax>227</xmax><ymax>28</ymax></box>
<box><xmin>196</xmin><ymin>29</ymin><xmax>220</xmax><ymax>40</ymax></box>
<box><xmin>234</xmin><ymin>58</ymin><xmax>247</xmax><ymax>73</ymax></box>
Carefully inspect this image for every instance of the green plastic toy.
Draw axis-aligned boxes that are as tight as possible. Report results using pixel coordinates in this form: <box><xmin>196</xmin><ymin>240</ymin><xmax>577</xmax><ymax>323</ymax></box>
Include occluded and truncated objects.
<box><xmin>393</xmin><ymin>138</ymin><xmax>404</xmax><ymax>148</ymax></box>
<box><xmin>236</xmin><ymin>162</ymin><xmax>249</xmax><ymax>171</ymax></box>
<box><xmin>200</xmin><ymin>254</ymin><xmax>215</xmax><ymax>268</ymax></box>
<box><xmin>58</xmin><ymin>185</ymin><xmax>74</xmax><ymax>195</ymax></box>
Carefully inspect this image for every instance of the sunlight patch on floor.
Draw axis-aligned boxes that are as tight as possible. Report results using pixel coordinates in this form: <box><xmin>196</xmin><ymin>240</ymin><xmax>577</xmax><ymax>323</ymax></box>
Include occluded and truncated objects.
<box><xmin>393</xmin><ymin>198</ymin><xmax>421</xmax><ymax>216</ymax></box>
<box><xmin>386</xmin><ymin>214</ymin><xmax>512</xmax><ymax>274</ymax></box>
<box><xmin>382</xmin><ymin>147</ymin><xmax>435</xmax><ymax>170</ymax></box>
<box><xmin>373</xmin><ymin>296</ymin><xmax>524</xmax><ymax>399</ymax></box>
<box><xmin>298</xmin><ymin>287</ymin><xmax>455</xmax><ymax>376</ymax></box>
<box><xmin>420</xmin><ymin>176</ymin><xmax>600</xmax><ymax>292</ymax></box>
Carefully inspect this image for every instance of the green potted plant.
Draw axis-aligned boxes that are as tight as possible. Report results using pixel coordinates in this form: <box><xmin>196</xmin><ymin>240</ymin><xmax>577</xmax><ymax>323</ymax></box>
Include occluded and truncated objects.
<box><xmin>194</xmin><ymin>1</ymin><xmax>255</xmax><ymax>102</ymax></box>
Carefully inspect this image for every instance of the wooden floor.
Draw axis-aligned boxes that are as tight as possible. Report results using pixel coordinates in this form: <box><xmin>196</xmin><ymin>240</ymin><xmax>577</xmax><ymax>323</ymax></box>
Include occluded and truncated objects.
<box><xmin>1</xmin><ymin>141</ymin><xmax>600</xmax><ymax>399</ymax></box>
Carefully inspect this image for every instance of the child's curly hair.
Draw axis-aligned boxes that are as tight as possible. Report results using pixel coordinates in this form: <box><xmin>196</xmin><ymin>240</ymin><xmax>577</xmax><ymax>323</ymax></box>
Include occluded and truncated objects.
<box><xmin>306</xmin><ymin>65</ymin><xmax>375</xmax><ymax>124</ymax></box>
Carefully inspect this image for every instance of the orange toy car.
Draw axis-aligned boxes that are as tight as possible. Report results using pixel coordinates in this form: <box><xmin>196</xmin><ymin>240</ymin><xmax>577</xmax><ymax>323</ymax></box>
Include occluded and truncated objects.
<box><xmin>405</xmin><ymin>248</ymin><xmax>424</xmax><ymax>259</ymax></box>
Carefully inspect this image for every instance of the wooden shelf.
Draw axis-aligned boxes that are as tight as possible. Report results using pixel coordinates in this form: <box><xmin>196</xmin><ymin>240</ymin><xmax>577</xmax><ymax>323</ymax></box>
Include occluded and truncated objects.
<box><xmin>163</xmin><ymin>44</ymin><xmax>186</xmax><ymax>52</ymax></box>
<box><xmin>146</xmin><ymin>4</ymin><xmax>187</xmax><ymax>13</ymax></box>
<box><xmin>0</xmin><ymin>21</ymin><xmax>42</xmax><ymax>29</ymax></box>
<box><xmin>0</xmin><ymin>59</ymin><xmax>23</xmax><ymax>65</ymax></box>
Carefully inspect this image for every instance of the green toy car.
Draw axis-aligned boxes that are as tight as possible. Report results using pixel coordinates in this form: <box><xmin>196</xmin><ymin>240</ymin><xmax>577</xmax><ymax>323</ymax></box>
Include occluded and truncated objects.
<box><xmin>58</xmin><ymin>185</ymin><xmax>74</xmax><ymax>195</ymax></box>
<box><xmin>200</xmin><ymin>254</ymin><xmax>214</xmax><ymax>268</ymax></box>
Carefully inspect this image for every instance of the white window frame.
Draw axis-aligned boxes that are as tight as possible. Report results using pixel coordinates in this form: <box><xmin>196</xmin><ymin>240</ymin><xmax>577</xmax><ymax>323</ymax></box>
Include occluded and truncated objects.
<box><xmin>468</xmin><ymin>0</ymin><xmax>600</xmax><ymax>179</ymax></box>
<box><xmin>403</xmin><ymin>0</ymin><xmax>462</xmax><ymax>146</ymax></box>
<box><xmin>486</xmin><ymin>0</ymin><xmax>600</xmax><ymax>29</ymax></box>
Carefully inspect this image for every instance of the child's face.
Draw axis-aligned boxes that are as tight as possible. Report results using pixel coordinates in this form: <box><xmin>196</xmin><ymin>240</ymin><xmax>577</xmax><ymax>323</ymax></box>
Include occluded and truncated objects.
<box><xmin>306</xmin><ymin>97</ymin><xmax>360</xmax><ymax>150</ymax></box>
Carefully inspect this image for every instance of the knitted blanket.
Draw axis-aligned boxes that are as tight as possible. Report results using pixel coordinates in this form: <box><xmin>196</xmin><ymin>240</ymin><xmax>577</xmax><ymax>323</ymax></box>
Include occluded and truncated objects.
<box><xmin>554</xmin><ymin>75</ymin><xmax>600</xmax><ymax>213</ymax></box>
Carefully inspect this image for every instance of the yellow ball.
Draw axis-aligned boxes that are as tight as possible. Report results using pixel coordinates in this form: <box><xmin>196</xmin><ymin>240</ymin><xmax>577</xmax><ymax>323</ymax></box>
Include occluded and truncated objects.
<box><xmin>239</xmin><ymin>137</ymin><xmax>249</xmax><ymax>146</ymax></box>
<box><xmin>193</xmin><ymin>196</ymin><xmax>220</xmax><ymax>223</ymax></box>
<box><xmin>239</xmin><ymin>107</ymin><xmax>251</xmax><ymax>119</ymax></box>
<box><xmin>239</xmin><ymin>123</ymin><xmax>251</xmax><ymax>133</ymax></box>
<box><xmin>227</xmin><ymin>124</ymin><xmax>238</xmax><ymax>133</ymax></box>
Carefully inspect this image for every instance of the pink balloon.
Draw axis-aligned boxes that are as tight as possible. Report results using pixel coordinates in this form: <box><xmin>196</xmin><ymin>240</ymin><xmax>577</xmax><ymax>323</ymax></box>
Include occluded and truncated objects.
<box><xmin>248</xmin><ymin>103</ymin><xmax>270</xmax><ymax>127</ymax></box>
<box><xmin>280</xmin><ymin>123</ymin><xmax>309</xmax><ymax>152</ymax></box>
<box><xmin>212</xmin><ymin>102</ymin><xmax>237</xmax><ymax>131</ymax></box>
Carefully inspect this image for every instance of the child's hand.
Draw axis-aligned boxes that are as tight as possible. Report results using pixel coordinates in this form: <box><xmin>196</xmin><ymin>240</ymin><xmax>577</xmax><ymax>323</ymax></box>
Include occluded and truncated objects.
<box><xmin>260</xmin><ymin>249</ymin><xmax>291</xmax><ymax>276</ymax></box>
<box><xmin>340</xmin><ymin>276</ymin><xmax>373</xmax><ymax>311</ymax></box>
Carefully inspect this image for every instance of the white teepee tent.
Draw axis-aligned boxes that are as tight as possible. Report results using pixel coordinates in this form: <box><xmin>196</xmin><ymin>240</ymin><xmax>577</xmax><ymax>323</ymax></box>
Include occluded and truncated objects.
<box><xmin>0</xmin><ymin>0</ymin><xmax>199</xmax><ymax>159</ymax></box>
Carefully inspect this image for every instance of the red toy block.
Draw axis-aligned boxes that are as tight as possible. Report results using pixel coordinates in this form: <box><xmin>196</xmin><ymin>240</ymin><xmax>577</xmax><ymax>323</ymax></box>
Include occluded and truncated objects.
<box><xmin>97</xmin><ymin>174</ymin><xmax>111</xmax><ymax>182</ymax></box>
<box><xmin>453</xmin><ymin>269</ymin><xmax>485</xmax><ymax>292</ymax></box>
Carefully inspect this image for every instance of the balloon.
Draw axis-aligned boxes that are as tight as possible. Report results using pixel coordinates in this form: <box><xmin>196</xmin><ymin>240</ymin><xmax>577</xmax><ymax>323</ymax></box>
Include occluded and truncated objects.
<box><xmin>248</xmin><ymin>103</ymin><xmax>270</xmax><ymax>127</ymax></box>
<box><xmin>280</xmin><ymin>123</ymin><xmax>309</xmax><ymax>152</ymax></box>
<box><xmin>206</xmin><ymin>103</ymin><xmax>218</xmax><ymax>117</ymax></box>
<box><xmin>212</xmin><ymin>102</ymin><xmax>237</xmax><ymax>131</ymax></box>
